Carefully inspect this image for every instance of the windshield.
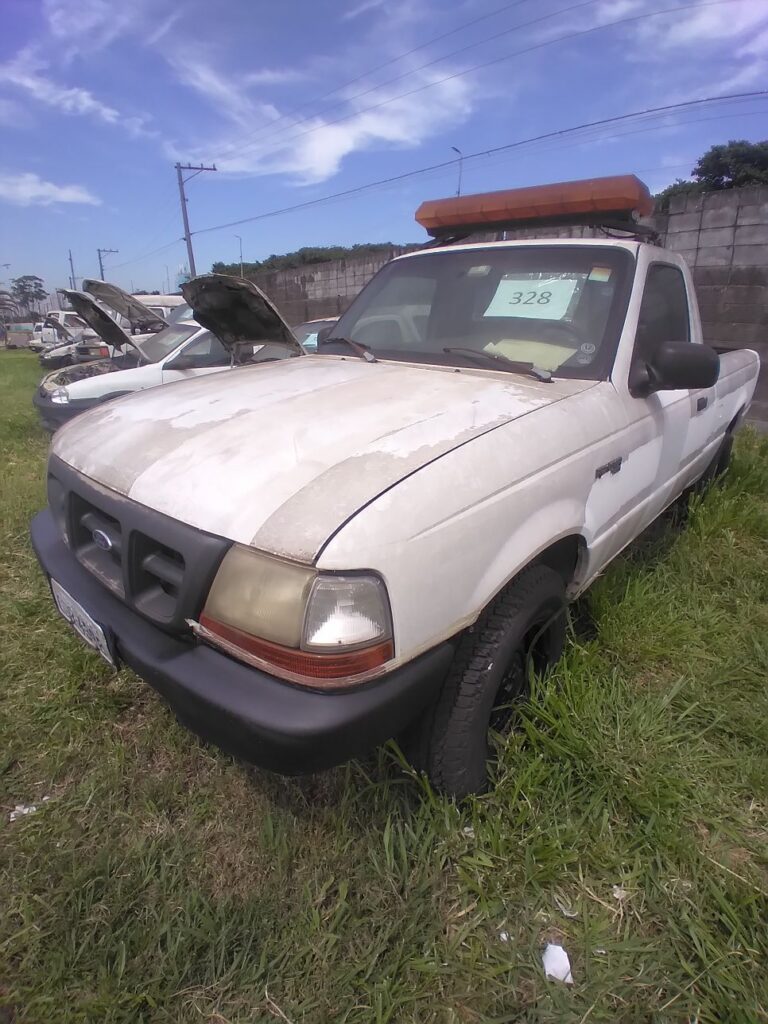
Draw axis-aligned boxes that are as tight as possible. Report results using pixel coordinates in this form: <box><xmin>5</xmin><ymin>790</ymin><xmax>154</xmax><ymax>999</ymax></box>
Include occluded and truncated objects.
<box><xmin>330</xmin><ymin>245</ymin><xmax>633</xmax><ymax>379</ymax></box>
<box><xmin>293</xmin><ymin>319</ymin><xmax>337</xmax><ymax>351</ymax></box>
<box><xmin>167</xmin><ymin>302</ymin><xmax>192</xmax><ymax>323</ymax></box>
<box><xmin>138</xmin><ymin>322</ymin><xmax>198</xmax><ymax>362</ymax></box>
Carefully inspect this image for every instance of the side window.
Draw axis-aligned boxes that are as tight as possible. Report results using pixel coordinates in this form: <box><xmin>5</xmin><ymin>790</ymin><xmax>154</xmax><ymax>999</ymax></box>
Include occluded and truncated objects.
<box><xmin>179</xmin><ymin>331</ymin><xmax>229</xmax><ymax>367</ymax></box>
<box><xmin>635</xmin><ymin>264</ymin><xmax>690</xmax><ymax>362</ymax></box>
<box><xmin>65</xmin><ymin>314</ymin><xmax>87</xmax><ymax>329</ymax></box>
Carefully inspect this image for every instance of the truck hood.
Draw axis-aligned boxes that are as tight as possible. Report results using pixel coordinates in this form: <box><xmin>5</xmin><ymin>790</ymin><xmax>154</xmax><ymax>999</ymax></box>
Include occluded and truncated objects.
<box><xmin>52</xmin><ymin>357</ymin><xmax>594</xmax><ymax>562</ymax></box>
<box><xmin>82</xmin><ymin>279</ymin><xmax>167</xmax><ymax>331</ymax></box>
<box><xmin>181</xmin><ymin>274</ymin><xmax>302</xmax><ymax>355</ymax></box>
<box><xmin>57</xmin><ymin>289</ymin><xmax>143</xmax><ymax>357</ymax></box>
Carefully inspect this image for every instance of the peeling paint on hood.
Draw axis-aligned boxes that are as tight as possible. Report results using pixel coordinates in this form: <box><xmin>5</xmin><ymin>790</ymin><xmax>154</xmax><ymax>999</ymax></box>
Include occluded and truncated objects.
<box><xmin>181</xmin><ymin>274</ymin><xmax>302</xmax><ymax>355</ymax></box>
<box><xmin>52</xmin><ymin>356</ymin><xmax>594</xmax><ymax>562</ymax></box>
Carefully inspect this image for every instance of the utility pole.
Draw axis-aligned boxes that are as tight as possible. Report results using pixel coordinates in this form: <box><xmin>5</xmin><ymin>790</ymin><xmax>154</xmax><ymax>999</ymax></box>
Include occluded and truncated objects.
<box><xmin>164</xmin><ymin>265</ymin><xmax>171</xmax><ymax>293</ymax></box>
<box><xmin>175</xmin><ymin>162</ymin><xmax>217</xmax><ymax>279</ymax></box>
<box><xmin>235</xmin><ymin>234</ymin><xmax>243</xmax><ymax>278</ymax></box>
<box><xmin>68</xmin><ymin>250</ymin><xmax>77</xmax><ymax>289</ymax></box>
<box><xmin>97</xmin><ymin>247</ymin><xmax>119</xmax><ymax>281</ymax></box>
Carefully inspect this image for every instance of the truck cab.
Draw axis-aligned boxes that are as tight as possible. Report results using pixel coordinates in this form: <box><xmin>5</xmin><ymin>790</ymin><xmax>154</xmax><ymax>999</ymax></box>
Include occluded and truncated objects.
<box><xmin>30</xmin><ymin>175</ymin><xmax>759</xmax><ymax>798</ymax></box>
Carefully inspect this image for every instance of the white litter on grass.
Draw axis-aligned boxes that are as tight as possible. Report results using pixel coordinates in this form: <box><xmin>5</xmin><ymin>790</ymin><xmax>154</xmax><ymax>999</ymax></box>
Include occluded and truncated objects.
<box><xmin>462</xmin><ymin>825</ymin><xmax>475</xmax><ymax>839</ymax></box>
<box><xmin>612</xmin><ymin>885</ymin><xmax>630</xmax><ymax>902</ymax></box>
<box><xmin>499</xmin><ymin>931</ymin><xmax>510</xmax><ymax>942</ymax></box>
<box><xmin>9</xmin><ymin>796</ymin><xmax>50</xmax><ymax>822</ymax></box>
<box><xmin>542</xmin><ymin>943</ymin><xmax>574</xmax><ymax>984</ymax></box>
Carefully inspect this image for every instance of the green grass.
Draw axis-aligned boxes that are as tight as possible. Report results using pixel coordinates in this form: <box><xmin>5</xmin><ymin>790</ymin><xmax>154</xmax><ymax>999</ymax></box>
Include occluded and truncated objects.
<box><xmin>1</xmin><ymin>348</ymin><xmax>767</xmax><ymax>1023</ymax></box>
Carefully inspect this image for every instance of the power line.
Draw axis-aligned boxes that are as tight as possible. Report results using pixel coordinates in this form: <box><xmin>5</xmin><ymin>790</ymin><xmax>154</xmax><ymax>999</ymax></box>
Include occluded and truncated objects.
<box><xmin>192</xmin><ymin>90</ymin><xmax>768</xmax><ymax>236</ymax></box>
<box><xmin>108</xmin><ymin>238</ymin><xmax>183</xmax><ymax>271</ymax></box>
<box><xmin>225</xmin><ymin>0</ymin><xmax>748</xmax><ymax>162</ymax></box>
<box><xmin>215</xmin><ymin>0</ymin><xmax>537</xmax><ymax>158</ymax></box>
<box><xmin>230</xmin><ymin>0</ymin><xmax>614</xmax><ymax>155</ymax></box>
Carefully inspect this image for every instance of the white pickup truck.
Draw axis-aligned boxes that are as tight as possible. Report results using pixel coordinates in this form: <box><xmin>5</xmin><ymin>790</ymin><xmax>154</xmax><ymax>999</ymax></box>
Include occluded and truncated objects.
<box><xmin>31</xmin><ymin>176</ymin><xmax>760</xmax><ymax>797</ymax></box>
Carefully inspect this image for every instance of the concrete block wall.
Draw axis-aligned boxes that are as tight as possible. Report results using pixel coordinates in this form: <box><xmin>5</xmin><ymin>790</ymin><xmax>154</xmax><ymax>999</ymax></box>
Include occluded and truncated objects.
<box><xmin>250</xmin><ymin>247</ymin><xmax>413</xmax><ymax>325</ymax></box>
<box><xmin>660</xmin><ymin>186</ymin><xmax>768</xmax><ymax>423</ymax></box>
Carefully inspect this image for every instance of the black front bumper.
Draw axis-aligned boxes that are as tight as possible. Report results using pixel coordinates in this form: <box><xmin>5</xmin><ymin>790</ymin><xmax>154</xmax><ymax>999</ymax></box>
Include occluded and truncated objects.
<box><xmin>31</xmin><ymin>510</ymin><xmax>454</xmax><ymax>774</ymax></box>
<box><xmin>32</xmin><ymin>390</ymin><xmax>99</xmax><ymax>431</ymax></box>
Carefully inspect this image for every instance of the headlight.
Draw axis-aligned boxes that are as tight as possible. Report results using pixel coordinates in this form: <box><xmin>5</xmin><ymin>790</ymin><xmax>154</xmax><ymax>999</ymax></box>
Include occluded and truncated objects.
<box><xmin>50</xmin><ymin>388</ymin><xmax>70</xmax><ymax>405</ymax></box>
<box><xmin>197</xmin><ymin>545</ymin><xmax>393</xmax><ymax>688</ymax></box>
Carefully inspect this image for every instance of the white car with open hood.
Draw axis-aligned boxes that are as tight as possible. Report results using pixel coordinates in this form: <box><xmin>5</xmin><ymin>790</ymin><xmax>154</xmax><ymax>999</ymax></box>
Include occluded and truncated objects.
<box><xmin>31</xmin><ymin>175</ymin><xmax>760</xmax><ymax>797</ymax></box>
<box><xmin>33</xmin><ymin>277</ymin><xmax>299</xmax><ymax>431</ymax></box>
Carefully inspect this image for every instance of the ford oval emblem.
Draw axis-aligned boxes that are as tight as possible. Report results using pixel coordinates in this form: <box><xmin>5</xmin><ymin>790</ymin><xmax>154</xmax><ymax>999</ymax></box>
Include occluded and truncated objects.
<box><xmin>92</xmin><ymin>528</ymin><xmax>113</xmax><ymax>552</ymax></box>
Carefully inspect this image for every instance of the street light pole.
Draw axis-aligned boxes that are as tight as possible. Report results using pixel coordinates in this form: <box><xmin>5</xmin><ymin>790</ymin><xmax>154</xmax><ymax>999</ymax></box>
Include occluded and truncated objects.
<box><xmin>235</xmin><ymin>235</ymin><xmax>243</xmax><ymax>278</ymax></box>
<box><xmin>451</xmin><ymin>146</ymin><xmax>463</xmax><ymax>197</ymax></box>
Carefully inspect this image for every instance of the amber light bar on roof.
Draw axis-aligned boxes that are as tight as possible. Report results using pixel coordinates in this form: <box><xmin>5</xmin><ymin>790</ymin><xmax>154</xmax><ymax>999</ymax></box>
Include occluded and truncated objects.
<box><xmin>415</xmin><ymin>174</ymin><xmax>654</xmax><ymax>237</ymax></box>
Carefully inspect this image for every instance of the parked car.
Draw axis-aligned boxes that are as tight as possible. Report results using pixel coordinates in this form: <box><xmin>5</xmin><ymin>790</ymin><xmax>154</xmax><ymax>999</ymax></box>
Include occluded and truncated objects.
<box><xmin>30</xmin><ymin>176</ymin><xmax>760</xmax><ymax>797</ymax></box>
<box><xmin>28</xmin><ymin>323</ymin><xmax>45</xmax><ymax>352</ymax></box>
<box><xmin>293</xmin><ymin>317</ymin><xmax>338</xmax><ymax>351</ymax></box>
<box><xmin>33</xmin><ymin>277</ymin><xmax>300</xmax><ymax>432</ymax></box>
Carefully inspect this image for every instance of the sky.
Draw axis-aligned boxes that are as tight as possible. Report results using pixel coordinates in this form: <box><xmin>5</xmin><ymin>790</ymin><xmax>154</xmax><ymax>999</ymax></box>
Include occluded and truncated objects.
<box><xmin>0</xmin><ymin>0</ymin><xmax>766</xmax><ymax>296</ymax></box>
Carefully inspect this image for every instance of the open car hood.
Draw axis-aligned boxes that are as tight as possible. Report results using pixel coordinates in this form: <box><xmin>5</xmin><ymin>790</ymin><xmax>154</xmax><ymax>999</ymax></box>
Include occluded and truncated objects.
<box><xmin>181</xmin><ymin>274</ymin><xmax>302</xmax><ymax>355</ymax></box>
<box><xmin>57</xmin><ymin>289</ymin><xmax>143</xmax><ymax>356</ymax></box>
<box><xmin>82</xmin><ymin>279</ymin><xmax>167</xmax><ymax>331</ymax></box>
<box><xmin>43</xmin><ymin>315</ymin><xmax>72</xmax><ymax>341</ymax></box>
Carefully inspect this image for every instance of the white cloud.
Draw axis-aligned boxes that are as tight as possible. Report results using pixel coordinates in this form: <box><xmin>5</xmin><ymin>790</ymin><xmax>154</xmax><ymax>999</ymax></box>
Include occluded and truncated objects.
<box><xmin>0</xmin><ymin>60</ymin><xmax>119</xmax><ymax>124</ymax></box>
<box><xmin>166</xmin><ymin>54</ymin><xmax>281</xmax><ymax>129</ymax></box>
<box><xmin>0</xmin><ymin>171</ymin><xmax>101</xmax><ymax>206</ymax></box>
<box><xmin>342</xmin><ymin>0</ymin><xmax>387</xmax><ymax>21</ymax></box>
<box><xmin>0</xmin><ymin>48</ymin><xmax>153</xmax><ymax>136</ymax></box>
<box><xmin>163</xmin><ymin>48</ymin><xmax>474</xmax><ymax>185</ymax></box>
<box><xmin>42</xmin><ymin>0</ymin><xmax>148</xmax><ymax>57</ymax></box>
<box><xmin>243</xmin><ymin>68</ymin><xmax>307</xmax><ymax>86</ymax></box>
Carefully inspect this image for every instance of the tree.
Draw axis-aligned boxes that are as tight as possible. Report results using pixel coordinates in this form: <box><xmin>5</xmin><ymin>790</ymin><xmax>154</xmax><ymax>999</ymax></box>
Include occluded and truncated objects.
<box><xmin>11</xmin><ymin>275</ymin><xmax>47</xmax><ymax>313</ymax></box>
<box><xmin>655</xmin><ymin>178</ymin><xmax>704</xmax><ymax>205</ymax></box>
<box><xmin>211</xmin><ymin>242</ymin><xmax>414</xmax><ymax>278</ymax></box>
<box><xmin>693</xmin><ymin>139</ymin><xmax>768</xmax><ymax>190</ymax></box>
<box><xmin>0</xmin><ymin>290</ymin><xmax>17</xmax><ymax>322</ymax></box>
<box><xmin>656</xmin><ymin>139</ymin><xmax>768</xmax><ymax>207</ymax></box>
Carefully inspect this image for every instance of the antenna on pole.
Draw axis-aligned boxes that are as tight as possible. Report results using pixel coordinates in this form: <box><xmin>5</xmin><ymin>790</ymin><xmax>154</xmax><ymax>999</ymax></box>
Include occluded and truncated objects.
<box><xmin>175</xmin><ymin>162</ymin><xmax>217</xmax><ymax>279</ymax></box>
<box><xmin>68</xmin><ymin>250</ymin><xmax>77</xmax><ymax>289</ymax></box>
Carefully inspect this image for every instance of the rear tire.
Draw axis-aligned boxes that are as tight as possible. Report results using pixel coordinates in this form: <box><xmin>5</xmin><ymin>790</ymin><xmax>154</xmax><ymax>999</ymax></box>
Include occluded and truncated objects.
<box><xmin>420</xmin><ymin>565</ymin><xmax>566</xmax><ymax>798</ymax></box>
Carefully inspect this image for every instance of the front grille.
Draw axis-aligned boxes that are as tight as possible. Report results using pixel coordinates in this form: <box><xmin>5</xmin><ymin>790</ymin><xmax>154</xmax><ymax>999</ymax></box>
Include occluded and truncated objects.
<box><xmin>49</xmin><ymin>454</ymin><xmax>230</xmax><ymax>633</ymax></box>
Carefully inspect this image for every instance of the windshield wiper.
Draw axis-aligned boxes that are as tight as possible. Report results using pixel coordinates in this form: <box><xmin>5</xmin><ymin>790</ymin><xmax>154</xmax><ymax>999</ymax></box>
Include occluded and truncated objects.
<box><xmin>443</xmin><ymin>346</ymin><xmax>552</xmax><ymax>383</ymax></box>
<box><xmin>324</xmin><ymin>336</ymin><xmax>378</xmax><ymax>363</ymax></box>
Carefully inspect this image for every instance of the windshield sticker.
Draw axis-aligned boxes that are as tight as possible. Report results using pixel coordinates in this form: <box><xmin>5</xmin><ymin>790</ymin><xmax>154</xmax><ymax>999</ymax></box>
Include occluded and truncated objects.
<box><xmin>588</xmin><ymin>266</ymin><xmax>612</xmax><ymax>282</ymax></box>
<box><xmin>483</xmin><ymin>277</ymin><xmax>579</xmax><ymax>320</ymax></box>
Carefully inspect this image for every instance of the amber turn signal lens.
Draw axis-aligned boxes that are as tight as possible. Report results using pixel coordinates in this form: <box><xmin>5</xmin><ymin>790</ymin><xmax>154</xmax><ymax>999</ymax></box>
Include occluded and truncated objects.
<box><xmin>198</xmin><ymin>613</ymin><xmax>394</xmax><ymax>688</ymax></box>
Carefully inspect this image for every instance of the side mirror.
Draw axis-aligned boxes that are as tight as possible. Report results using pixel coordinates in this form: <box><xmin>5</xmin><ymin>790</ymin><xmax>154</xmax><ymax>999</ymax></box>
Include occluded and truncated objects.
<box><xmin>630</xmin><ymin>341</ymin><xmax>719</xmax><ymax>397</ymax></box>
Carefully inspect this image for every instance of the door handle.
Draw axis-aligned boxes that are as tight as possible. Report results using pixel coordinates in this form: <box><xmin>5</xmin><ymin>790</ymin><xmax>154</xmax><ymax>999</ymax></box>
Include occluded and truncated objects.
<box><xmin>696</xmin><ymin>396</ymin><xmax>708</xmax><ymax>412</ymax></box>
<box><xmin>595</xmin><ymin>457</ymin><xmax>623</xmax><ymax>479</ymax></box>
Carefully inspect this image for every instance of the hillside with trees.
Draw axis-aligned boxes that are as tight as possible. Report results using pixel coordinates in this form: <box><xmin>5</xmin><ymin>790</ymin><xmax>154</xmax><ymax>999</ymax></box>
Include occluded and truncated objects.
<box><xmin>211</xmin><ymin>242</ymin><xmax>415</xmax><ymax>277</ymax></box>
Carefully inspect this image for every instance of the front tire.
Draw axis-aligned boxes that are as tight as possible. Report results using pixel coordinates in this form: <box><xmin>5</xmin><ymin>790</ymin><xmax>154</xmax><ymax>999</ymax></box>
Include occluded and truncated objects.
<box><xmin>422</xmin><ymin>565</ymin><xmax>566</xmax><ymax>798</ymax></box>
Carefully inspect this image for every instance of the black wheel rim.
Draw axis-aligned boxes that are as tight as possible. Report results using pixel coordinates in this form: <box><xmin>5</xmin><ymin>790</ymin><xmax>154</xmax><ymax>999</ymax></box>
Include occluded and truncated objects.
<box><xmin>489</xmin><ymin>615</ymin><xmax>555</xmax><ymax>735</ymax></box>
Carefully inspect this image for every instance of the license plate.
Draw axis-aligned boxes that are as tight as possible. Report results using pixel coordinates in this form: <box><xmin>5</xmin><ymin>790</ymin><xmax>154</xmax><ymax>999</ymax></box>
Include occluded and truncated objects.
<box><xmin>51</xmin><ymin>579</ymin><xmax>117</xmax><ymax>667</ymax></box>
